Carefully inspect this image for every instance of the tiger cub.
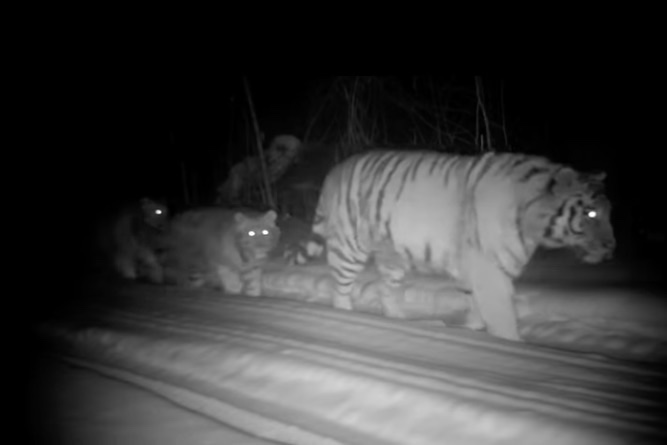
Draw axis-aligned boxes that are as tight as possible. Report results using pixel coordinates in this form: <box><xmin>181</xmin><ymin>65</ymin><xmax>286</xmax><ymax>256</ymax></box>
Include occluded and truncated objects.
<box><xmin>160</xmin><ymin>208</ymin><xmax>280</xmax><ymax>296</ymax></box>
<box><xmin>292</xmin><ymin>150</ymin><xmax>615</xmax><ymax>341</ymax></box>
<box><xmin>98</xmin><ymin>197</ymin><xmax>169</xmax><ymax>283</ymax></box>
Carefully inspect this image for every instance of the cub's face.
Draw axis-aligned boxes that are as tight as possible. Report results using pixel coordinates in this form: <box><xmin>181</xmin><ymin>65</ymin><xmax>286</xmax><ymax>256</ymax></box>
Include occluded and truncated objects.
<box><xmin>235</xmin><ymin>210</ymin><xmax>281</xmax><ymax>260</ymax></box>
<box><xmin>141</xmin><ymin>198</ymin><xmax>169</xmax><ymax>230</ymax></box>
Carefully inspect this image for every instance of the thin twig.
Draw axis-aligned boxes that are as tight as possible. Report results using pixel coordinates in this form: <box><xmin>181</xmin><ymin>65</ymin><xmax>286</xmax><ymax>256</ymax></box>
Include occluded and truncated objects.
<box><xmin>475</xmin><ymin>86</ymin><xmax>480</xmax><ymax>148</ymax></box>
<box><xmin>192</xmin><ymin>171</ymin><xmax>198</xmax><ymax>205</ymax></box>
<box><xmin>180</xmin><ymin>162</ymin><xmax>190</xmax><ymax>206</ymax></box>
<box><xmin>475</xmin><ymin>76</ymin><xmax>493</xmax><ymax>151</ymax></box>
<box><xmin>242</xmin><ymin>76</ymin><xmax>275</xmax><ymax>209</ymax></box>
<box><xmin>500</xmin><ymin>80</ymin><xmax>510</xmax><ymax>149</ymax></box>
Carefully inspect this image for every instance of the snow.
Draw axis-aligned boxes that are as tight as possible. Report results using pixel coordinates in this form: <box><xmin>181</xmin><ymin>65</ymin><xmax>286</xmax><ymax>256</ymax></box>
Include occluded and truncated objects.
<box><xmin>28</xmin><ymin>356</ymin><xmax>279</xmax><ymax>445</ymax></box>
<box><xmin>29</xmin><ymin>250</ymin><xmax>666</xmax><ymax>444</ymax></box>
<box><xmin>28</xmin><ymin>248</ymin><xmax>667</xmax><ymax>445</ymax></box>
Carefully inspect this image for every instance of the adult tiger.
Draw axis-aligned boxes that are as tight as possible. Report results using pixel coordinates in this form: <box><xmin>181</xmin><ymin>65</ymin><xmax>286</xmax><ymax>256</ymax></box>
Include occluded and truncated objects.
<box><xmin>299</xmin><ymin>149</ymin><xmax>615</xmax><ymax>341</ymax></box>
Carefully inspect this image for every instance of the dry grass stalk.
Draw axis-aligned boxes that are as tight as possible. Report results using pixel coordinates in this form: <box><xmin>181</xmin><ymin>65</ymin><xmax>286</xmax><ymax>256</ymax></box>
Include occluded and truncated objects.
<box><xmin>475</xmin><ymin>76</ymin><xmax>493</xmax><ymax>152</ymax></box>
<box><xmin>242</xmin><ymin>77</ymin><xmax>275</xmax><ymax>209</ymax></box>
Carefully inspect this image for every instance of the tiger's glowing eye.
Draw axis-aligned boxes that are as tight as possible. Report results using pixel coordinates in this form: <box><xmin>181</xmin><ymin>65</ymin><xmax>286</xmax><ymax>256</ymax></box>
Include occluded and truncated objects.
<box><xmin>586</xmin><ymin>209</ymin><xmax>598</xmax><ymax>219</ymax></box>
<box><xmin>155</xmin><ymin>209</ymin><xmax>163</xmax><ymax>215</ymax></box>
<box><xmin>248</xmin><ymin>230</ymin><xmax>256</xmax><ymax>237</ymax></box>
<box><xmin>261</xmin><ymin>229</ymin><xmax>269</xmax><ymax>235</ymax></box>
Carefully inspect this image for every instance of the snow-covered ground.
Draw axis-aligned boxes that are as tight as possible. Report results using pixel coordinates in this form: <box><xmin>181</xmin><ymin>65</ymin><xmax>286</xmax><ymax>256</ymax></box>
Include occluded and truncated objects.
<box><xmin>28</xmin><ymin>356</ymin><xmax>280</xmax><ymax>445</ymax></box>
<box><xmin>29</xmin><ymin>251</ymin><xmax>666</xmax><ymax>445</ymax></box>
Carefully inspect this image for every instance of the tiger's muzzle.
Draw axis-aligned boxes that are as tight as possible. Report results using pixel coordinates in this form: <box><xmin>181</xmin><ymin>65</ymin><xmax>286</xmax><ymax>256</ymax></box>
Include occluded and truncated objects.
<box><xmin>576</xmin><ymin>237</ymin><xmax>616</xmax><ymax>263</ymax></box>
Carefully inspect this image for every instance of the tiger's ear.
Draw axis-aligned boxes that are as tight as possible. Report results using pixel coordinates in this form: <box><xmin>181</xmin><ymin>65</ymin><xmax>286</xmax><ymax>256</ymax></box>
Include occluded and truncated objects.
<box><xmin>263</xmin><ymin>210</ymin><xmax>277</xmax><ymax>223</ymax></box>
<box><xmin>551</xmin><ymin>167</ymin><xmax>579</xmax><ymax>195</ymax></box>
<box><xmin>140</xmin><ymin>198</ymin><xmax>154</xmax><ymax>213</ymax></box>
<box><xmin>234</xmin><ymin>212</ymin><xmax>247</xmax><ymax>224</ymax></box>
<box><xmin>587</xmin><ymin>171</ymin><xmax>607</xmax><ymax>183</ymax></box>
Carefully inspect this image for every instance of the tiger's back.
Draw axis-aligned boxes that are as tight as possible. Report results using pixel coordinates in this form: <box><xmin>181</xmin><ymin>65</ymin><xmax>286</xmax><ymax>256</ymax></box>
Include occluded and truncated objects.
<box><xmin>315</xmin><ymin>151</ymin><xmax>480</xmax><ymax>279</ymax></box>
<box><xmin>310</xmin><ymin>149</ymin><xmax>615</xmax><ymax>341</ymax></box>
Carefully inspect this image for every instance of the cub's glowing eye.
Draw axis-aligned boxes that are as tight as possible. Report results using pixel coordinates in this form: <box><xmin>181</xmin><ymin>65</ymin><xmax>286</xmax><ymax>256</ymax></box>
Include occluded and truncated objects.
<box><xmin>248</xmin><ymin>230</ymin><xmax>256</xmax><ymax>237</ymax></box>
<box><xmin>155</xmin><ymin>209</ymin><xmax>163</xmax><ymax>215</ymax></box>
<box><xmin>586</xmin><ymin>209</ymin><xmax>598</xmax><ymax>219</ymax></box>
<box><xmin>261</xmin><ymin>229</ymin><xmax>269</xmax><ymax>236</ymax></box>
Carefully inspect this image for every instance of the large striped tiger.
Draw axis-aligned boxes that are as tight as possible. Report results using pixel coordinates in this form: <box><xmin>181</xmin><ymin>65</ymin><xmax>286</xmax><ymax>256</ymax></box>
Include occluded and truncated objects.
<box><xmin>160</xmin><ymin>208</ymin><xmax>280</xmax><ymax>296</ymax></box>
<box><xmin>295</xmin><ymin>150</ymin><xmax>615</xmax><ymax>341</ymax></box>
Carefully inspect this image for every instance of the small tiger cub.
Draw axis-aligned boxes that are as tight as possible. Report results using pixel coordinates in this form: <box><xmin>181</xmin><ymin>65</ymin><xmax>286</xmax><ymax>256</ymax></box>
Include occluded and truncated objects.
<box><xmin>160</xmin><ymin>208</ymin><xmax>280</xmax><ymax>296</ymax></box>
<box><xmin>98</xmin><ymin>197</ymin><xmax>169</xmax><ymax>283</ymax></box>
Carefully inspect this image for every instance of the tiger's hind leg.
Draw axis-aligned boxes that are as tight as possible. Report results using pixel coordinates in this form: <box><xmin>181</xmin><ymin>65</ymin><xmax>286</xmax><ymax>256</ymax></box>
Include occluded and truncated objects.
<box><xmin>374</xmin><ymin>246</ymin><xmax>410</xmax><ymax>287</ymax></box>
<box><xmin>467</xmin><ymin>252</ymin><xmax>522</xmax><ymax>341</ymax></box>
<box><xmin>373</xmin><ymin>247</ymin><xmax>411</xmax><ymax>317</ymax></box>
<box><xmin>326</xmin><ymin>244</ymin><xmax>369</xmax><ymax>311</ymax></box>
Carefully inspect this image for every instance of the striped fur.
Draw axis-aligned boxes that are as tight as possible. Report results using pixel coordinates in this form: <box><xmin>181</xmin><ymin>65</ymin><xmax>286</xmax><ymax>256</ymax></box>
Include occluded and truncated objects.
<box><xmin>161</xmin><ymin>208</ymin><xmax>280</xmax><ymax>296</ymax></box>
<box><xmin>299</xmin><ymin>150</ymin><xmax>615</xmax><ymax>341</ymax></box>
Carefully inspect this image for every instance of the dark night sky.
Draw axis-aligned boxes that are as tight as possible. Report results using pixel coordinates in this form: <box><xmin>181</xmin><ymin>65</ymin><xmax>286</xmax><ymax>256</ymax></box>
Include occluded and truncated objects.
<box><xmin>52</xmin><ymin>74</ymin><xmax>657</xmax><ymax>217</ymax></box>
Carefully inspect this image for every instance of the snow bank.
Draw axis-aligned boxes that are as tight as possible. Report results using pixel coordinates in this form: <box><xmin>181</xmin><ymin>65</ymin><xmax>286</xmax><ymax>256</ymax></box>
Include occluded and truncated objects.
<box><xmin>35</xmin><ymin>284</ymin><xmax>666</xmax><ymax>444</ymax></box>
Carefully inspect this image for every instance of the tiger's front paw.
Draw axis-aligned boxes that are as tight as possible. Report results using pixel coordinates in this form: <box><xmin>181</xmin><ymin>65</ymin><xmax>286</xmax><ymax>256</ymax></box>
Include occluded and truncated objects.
<box><xmin>333</xmin><ymin>294</ymin><xmax>354</xmax><ymax>311</ymax></box>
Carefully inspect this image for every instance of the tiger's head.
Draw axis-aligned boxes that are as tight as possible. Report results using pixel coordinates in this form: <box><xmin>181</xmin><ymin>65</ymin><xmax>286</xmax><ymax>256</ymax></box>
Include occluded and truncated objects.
<box><xmin>542</xmin><ymin>168</ymin><xmax>615</xmax><ymax>263</ymax></box>
<box><xmin>234</xmin><ymin>210</ymin><xmax>281</xmax><ymax>261</ymax></box>
<box><xmin>140</xmin><ymin>198</ymin><xmax>169</xmax><ymax>230</ymax></box>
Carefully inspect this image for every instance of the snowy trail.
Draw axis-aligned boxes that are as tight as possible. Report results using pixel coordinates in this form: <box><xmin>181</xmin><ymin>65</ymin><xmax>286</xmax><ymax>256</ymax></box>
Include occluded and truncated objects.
<box><xmin>35</xmin><ymin>282</ymin><xmax>666</xmax><ymax>445</ymax></box>
<box><xmin>28</xmin><ymin>356</ymin><xmax>282</xmax><ymax>445</ymax></box>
